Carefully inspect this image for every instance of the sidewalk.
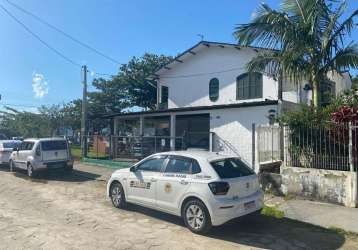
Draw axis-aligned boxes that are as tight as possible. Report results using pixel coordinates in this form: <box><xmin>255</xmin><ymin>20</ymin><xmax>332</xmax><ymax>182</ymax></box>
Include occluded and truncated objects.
<box><xmin>266</xmin><ymin>195</ymin><xmax>358</xmax><ymax>234</ymax></box>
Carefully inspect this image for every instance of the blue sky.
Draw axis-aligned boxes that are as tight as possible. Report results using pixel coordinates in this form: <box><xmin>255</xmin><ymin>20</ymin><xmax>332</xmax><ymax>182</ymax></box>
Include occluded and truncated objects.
<box><xmin>0</xmin><ymin>0</ymin><xmax>357</xmax><ymax>111</ymax></box>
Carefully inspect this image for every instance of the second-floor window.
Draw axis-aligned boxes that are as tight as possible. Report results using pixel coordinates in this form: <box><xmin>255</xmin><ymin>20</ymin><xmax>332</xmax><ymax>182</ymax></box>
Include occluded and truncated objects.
<box><xmin>236</xmin><ymin>72</ymin><xmax>263</xmax><ymax>100</ymax></box>
<box><xmin>320</xmin><ymin>80</ymin><xmax>336</xmax><ymax>106</ymax></box>
<box><xmin>161</xmin><ymin>86</ymin><xmax>168</xmax><ymax>104</ymax></box>
<box><xmin>209</xmin><ymin>78</ymin><xmax>219</xmax><ymax>102</ymax></box>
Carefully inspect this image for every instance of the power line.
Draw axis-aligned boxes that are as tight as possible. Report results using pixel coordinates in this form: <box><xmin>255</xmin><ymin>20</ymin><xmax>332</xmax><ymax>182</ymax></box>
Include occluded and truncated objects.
<box><xmin>0</xmin><ymin>103</ymin><xmax>40</xmax><ymax>108</ymax></box>
<box><xmin>6</xmin><ymin>0</ymin><xmax>122</xmax><ymax>65</ymax></box>
<box><xmin>0</xmin><ymin>3</ymin><xmax>81</xmax><ymax>68</ymax></box>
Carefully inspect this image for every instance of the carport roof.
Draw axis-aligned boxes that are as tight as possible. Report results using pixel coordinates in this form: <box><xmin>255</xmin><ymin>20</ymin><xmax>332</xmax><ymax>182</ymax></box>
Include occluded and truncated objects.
<box><xmin>102</xmin><ymin>100</ymin><xmax>278</xmax><ymax>118</ymax></box>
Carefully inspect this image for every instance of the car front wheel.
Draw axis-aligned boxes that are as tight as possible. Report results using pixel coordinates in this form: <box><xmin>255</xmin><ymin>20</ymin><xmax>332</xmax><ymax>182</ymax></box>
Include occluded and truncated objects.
<box><xmin>9</xmin><ymin>160</ymin><xmax>15</xmax><ymax>172</ymax></box>
<box><xmin>110</xmin><ymin>182</ymin><xmax>126</xmax><ymax>209</ymax></box>
<box><xmin>183</xmin><ymin>199</ymin><xmax>212</xmax><ymax>234</ymax></box>
<box><xmin>27</xmin><ymin>164</ymin><xmax>35</xmax><ymax>178</ymax></box>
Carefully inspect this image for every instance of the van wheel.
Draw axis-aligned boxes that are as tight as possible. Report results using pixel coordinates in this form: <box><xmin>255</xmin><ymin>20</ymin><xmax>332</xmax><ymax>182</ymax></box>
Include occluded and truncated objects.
<box><xmin>27</xmin><ymin>164</ymin><xmax>35</xmax><ymax>178</ymax></box>
<box><xmin>65</xmin><ymin>165</ymin><xmax>73</xmax><ymax>172</ymax></box>
<box><xmin>182</xmin><ymin>199</ymin><xmax>212</xmax><ymax>234</ymax></box>
<box><xmin>9</xmin><ymin>160</ymin><xmax>15</xmax><ymax>172</ymax></box>
<box><xmin>110</xmin><ymin>182</ymin><xmax>126</xmax><ymax>209</ymax></box>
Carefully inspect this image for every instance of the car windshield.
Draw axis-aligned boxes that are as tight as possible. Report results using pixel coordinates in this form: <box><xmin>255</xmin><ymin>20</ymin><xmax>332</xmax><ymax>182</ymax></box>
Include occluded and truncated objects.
<box><xmin>210</xmin><ymin>158</ymin><xmax>254</xmax><ymax>179</ymax></box>
<box><xmin>2</xmin><ymin>142</ymin><xmax>18</xmax><ymax>149</ymax></box>
<box><xmin>41</xmin><ymin>141</ymin><xmax>67</xmax><ymax>151</ymax></box>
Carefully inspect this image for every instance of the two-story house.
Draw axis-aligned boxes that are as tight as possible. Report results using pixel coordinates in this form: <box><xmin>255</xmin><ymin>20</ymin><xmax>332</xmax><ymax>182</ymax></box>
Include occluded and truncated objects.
<box><xmin>106</xmin><ymin>41</ymin><xmax>352</xmax><ymax>169</ymax></box>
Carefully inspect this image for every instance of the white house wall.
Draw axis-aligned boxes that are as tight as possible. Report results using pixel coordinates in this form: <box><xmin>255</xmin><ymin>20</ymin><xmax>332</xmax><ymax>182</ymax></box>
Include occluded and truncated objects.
<box><xmin>159</xmin><ymin>46</ymin><xmax>278</xmax><ymax>109</ymax></box>
<box><xmin>209</xmin><ymin>105</ymin><xmax>277</xmax><ymax>171</ymax></box>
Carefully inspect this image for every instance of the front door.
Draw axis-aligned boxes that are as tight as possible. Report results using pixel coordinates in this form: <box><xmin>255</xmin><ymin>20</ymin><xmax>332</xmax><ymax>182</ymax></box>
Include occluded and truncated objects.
<box><xmin>125</xmin><ymin>155</ymin><xmax>166</xmax><ymax>207</ymax></box>
<box><xmin>156</xmin><ymin>156</ymin><xmax>199</xmax><ymax>213</ymax></box>
<box><xmin>14</xmin><ymin>141</ymin><xmax>34</xmax><ymax>169</ymax></box>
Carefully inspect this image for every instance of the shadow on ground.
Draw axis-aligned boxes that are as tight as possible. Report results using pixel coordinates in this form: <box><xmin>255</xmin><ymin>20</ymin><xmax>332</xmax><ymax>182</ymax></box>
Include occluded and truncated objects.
<box><xmin>126</xmin><ymin>204</ymin><xmax>347</xmax><ymax>250</ymax></box>
<box><xmin>0</xmin><ymin>164</ymin><xmax>11</xmax><ymax>172</ymax></box>
<box><xmin>9</xmin><ymin>169</ymin><xmax>101</xmax><ymax>183</ymax></box>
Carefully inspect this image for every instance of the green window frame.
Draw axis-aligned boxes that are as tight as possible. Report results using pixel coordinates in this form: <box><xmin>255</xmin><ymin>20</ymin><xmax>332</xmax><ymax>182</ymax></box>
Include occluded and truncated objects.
<box><xmin>236</xmin><ymin>72</ymin><xmax>263</xmax><ymax>100</ymax></box>
<box><xmin>209</xmin><ymin>78</ymin><xmax>219</xmax><ymax>102</ymax></box>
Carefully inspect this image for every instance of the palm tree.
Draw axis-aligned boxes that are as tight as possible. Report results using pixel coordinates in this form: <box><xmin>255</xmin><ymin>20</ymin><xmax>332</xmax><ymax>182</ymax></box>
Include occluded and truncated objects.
<box><xmin>234</xmin><ymin>0</ymin><xmax>358</xmax><ymax>107</ymax></box>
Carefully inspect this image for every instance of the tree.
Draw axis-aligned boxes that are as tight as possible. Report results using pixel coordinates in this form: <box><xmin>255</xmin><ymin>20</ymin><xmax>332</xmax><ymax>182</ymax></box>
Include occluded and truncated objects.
<box><xmin>62</xmin><ymin>99</ymin><xmax>82</xmax><ymax>133</ymax></box>
<box><xmin>0</xmin><ymin>106</ymin><xmax>51</xmax><ymax>138</ymax></box>
<box><xmin>38</xmin><ymin>104</ymin><xmax>64</xmax><ymax>136</ymax></box>
<box><xmin>234</xmin><ymin>0</ymin><xmax>358</xmax><ymax>107</ymax></box>
<box><xmin>90</xmin><ymin>53</ymin><xmax>172</xmax><ymax>113</ymax></box>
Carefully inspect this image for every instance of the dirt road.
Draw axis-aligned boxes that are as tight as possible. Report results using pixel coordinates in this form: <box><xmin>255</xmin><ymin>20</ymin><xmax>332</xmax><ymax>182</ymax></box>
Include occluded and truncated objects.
<box><xmin>0</xmin><ymin>164</ymin><xmax>357</xmax><ymax>250</ymax></box>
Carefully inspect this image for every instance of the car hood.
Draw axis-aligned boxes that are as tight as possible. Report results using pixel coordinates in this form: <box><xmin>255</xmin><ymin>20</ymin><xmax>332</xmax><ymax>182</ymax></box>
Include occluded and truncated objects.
<box><xmin>113</xmin><ymin>168</ymin><xmax>131</xmax><ymax>175</ymax></box>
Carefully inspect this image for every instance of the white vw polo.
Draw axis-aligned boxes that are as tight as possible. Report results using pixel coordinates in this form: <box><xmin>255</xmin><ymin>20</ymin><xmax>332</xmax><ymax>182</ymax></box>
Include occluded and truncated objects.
<box><xmin>107</xmin><ymin>151</ymin><xmax>263</xmax><ymax>234</ymax></box>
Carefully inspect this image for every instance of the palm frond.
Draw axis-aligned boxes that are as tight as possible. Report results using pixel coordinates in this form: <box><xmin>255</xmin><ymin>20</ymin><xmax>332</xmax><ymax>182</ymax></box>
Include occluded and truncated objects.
<box><xmin>330</xmin><ymin>44</ymin><xmax>358</xmax><ymax>71</ymax></box>
<box><xmin>245</xmin><ymin>51</ymin><xmax>281</xmax><ymax>76</ymax></box>
<box><xmin>322</xmin><ymin>1</ymin><xmax>346</xmax><ymax>51</ymax></box>
<box><xmin>234</xmin><ymin>3</ymin><xmax>295</xmax><ymax>49</ymax></box>
<box><xmin>325</xmin><ymin>9</ymin><xmax>358</xmax><ymax>53</ymax></box>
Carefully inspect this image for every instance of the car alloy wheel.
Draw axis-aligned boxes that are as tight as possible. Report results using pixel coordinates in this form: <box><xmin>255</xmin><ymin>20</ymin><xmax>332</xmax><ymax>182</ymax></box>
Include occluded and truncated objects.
<box><xmin>110</xmin><ymin>182</ymin><xmax>126</xmax><ymax>209</ymax></box>
<box><xmin>186</xmin><ymin>204</ymin><xmax>204</xmax><ymax>230</ymax></box>
<box><xmin>183</xmin><ymin>199</ymin><xmax>211</xmax><ymax>234</ymax></box>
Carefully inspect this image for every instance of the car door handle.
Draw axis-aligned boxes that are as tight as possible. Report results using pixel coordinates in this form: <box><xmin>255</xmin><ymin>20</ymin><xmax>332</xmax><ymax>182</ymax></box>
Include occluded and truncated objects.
<box><xmin>150</xmin><ymin>178</ymin><xmax>157</xmax><ymax>182</ymax></box>
<box><xmin>180</xmin><ymin>180</ymin><xmax>189</xmax><ymax>185</ymax></box>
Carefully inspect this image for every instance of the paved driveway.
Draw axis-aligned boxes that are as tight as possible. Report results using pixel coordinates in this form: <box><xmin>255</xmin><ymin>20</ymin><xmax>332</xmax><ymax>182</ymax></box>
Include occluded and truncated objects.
<box><xmin>0</xmin><ymin>164</ymin><xmax>357</xmax><ymax>250</ymax></box>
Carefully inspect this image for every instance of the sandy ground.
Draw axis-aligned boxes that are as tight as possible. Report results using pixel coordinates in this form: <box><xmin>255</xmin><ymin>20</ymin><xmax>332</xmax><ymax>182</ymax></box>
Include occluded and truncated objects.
<box><xmin>0</xmin><ymin>164</ymin><xmax>357</xmax><ymax>250</ymax></box>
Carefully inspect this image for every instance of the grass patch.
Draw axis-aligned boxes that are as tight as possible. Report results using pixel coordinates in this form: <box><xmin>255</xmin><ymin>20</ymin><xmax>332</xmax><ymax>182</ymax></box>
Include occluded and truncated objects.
<box><xmin>283</xmin><ymin>193</ymin><xmax>296</xmax><ymax>201</ymax></box>
<box><xmin>81</xmin><ymin>158</ymin><xmax>133</xmax><ymax>169</ymax></box>
<box><xmin>328</xmin><ymin>226</ymin><xmax>358</xmax><ymax>238</ymax></box>
<box><xmin>70</xmin><ymin>145</ymin><xmax>109</xmax><ymax>160</ymax></box>
<box><xmin>261</xmin><ymin>205</ymin><xmax>285</xmax><ymax>219</ymax></box>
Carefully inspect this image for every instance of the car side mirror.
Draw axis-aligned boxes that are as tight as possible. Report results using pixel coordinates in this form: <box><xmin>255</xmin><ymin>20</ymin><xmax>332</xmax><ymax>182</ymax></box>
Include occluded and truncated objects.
<box><xmin>13</xmin><ymin>147</ymin><xmax>19</xmax><ymax>152</ymax></box>
<box><xmin>130</xmin><ymin>166</ymin><xmax>136</xmax><ymax>172</ymax></box>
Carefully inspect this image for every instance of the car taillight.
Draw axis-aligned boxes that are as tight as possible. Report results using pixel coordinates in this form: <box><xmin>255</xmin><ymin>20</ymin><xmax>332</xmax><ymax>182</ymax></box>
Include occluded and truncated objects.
<box><xmin>208</xmin><ymin>182</ymin><xmax>230</xmax><ymax>195</ymax></box>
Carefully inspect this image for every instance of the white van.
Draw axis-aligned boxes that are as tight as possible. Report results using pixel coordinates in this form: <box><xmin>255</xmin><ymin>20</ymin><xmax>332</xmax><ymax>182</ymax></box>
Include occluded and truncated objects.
<box><xmin>9</xmin><ymin>138</ymin><xmax>74</xmax><ymax>177</ymax></box>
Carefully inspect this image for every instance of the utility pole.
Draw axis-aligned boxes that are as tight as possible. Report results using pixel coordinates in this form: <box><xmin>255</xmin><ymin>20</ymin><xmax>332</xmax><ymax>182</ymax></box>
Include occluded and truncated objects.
<box><xmin>81</xmin><ymin>65</ymin><xmax>88</xmax><ymax>158</ymax></box>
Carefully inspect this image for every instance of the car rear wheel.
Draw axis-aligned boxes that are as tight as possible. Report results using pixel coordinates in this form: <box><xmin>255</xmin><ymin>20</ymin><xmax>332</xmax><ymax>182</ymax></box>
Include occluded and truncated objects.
<box><xmin>110</xmin><ymin>182</ymin><xmax>126</xmax><ymax>209</ymax></box>
<box><xmin>183</xmin><ymin>199</ymin><xmax>212</xmax><ymax>234</ymax></box>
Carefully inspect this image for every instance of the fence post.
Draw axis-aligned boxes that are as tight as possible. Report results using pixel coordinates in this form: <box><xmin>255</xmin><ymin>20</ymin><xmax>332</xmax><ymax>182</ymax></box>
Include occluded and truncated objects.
<box><xmin>283</xmin><ymin>125</ymin><xmax>289</xmax><ymax>168</ymax></box>
<box><xmin>349</xmin><ymin>122</ymin><xmax>354</xmax><ymax>172</ymax></box>
<box><xmin>209</xmin><ymin>132</ymin><xmax>213</xmax><ymax>152</ymax></box>
<box><xmin>154</xmin><ymin>137</ymin><xmax>157</xmax><ymax>153</ymax></box>
<box><xmin>252</xmin><ymin>123</ymin><xmax>256</xmax><ymax>171</ymax></box>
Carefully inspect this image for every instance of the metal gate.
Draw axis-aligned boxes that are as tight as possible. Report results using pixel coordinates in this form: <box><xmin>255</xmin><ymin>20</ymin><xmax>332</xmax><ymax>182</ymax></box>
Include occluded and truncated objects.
<box><xmin>257</xmin><ymin>124</ymin><xmax>281</xmax><ymax>164</ymax></box>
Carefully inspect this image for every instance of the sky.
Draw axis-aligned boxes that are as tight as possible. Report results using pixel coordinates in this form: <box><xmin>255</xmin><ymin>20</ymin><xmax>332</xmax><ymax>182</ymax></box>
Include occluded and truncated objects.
<box><xmin>0</xmin><ymin>0</ymin><xmax>357</xmax><ymax>111</ymax></box>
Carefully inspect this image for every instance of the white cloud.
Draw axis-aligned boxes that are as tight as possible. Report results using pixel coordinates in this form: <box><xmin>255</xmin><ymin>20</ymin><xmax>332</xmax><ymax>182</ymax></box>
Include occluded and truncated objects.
<box><xmin>32</xmin><ymin>72</ymin><xmax>49</xmax><ymax>98</ymax></box>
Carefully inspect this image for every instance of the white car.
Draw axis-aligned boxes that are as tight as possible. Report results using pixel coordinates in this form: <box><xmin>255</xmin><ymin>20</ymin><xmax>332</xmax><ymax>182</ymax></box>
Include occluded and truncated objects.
<box><xmin>0</xmin><ymin>140</ymin><xmax>21</xmax><ymax>165</ymax></box>
<box><xmin>9</xmin><ymin>138</ymin><xmax>74</xmax><ymax>177</ymax></box>
<box><xmin>107</xmin><ymin>151</ymin><xmax>263</xmax><ymax>234</ymax></box>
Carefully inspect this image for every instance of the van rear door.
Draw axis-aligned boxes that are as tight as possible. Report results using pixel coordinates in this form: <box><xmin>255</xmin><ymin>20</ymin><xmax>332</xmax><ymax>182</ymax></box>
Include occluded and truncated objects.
<box><xmin>41</xmin><ymin>140</ymin><xmax>68</xmax><ymax>161</ymax></box>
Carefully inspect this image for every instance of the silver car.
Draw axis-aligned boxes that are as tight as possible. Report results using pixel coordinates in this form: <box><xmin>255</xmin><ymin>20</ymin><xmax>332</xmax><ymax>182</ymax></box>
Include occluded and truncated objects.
<box><xmin>0</xmin><ymin>140</ymin><xmax>21</xmax><ymax>165</ymax></box>
<box><xmin>9</xmin><ymin>138</ymin><xmax>74</xmax><ymax>177</ymax></box>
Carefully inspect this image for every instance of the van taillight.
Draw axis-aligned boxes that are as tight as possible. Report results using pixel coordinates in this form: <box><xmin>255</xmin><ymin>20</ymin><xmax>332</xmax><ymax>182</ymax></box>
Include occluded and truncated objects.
<box><xmin>208</xmin><ymin>182</ymin><xmax>230</xmax><ymax>195</ymax></box>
